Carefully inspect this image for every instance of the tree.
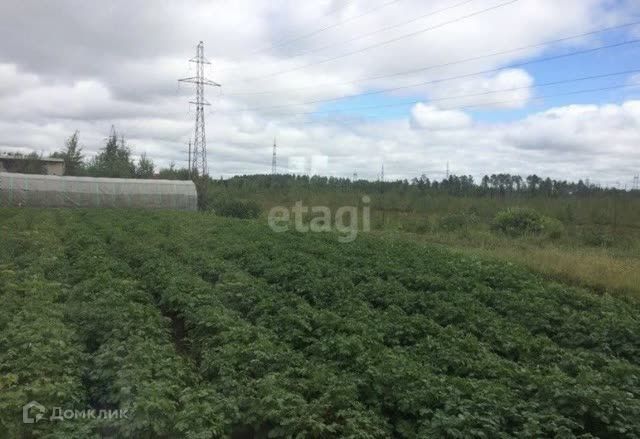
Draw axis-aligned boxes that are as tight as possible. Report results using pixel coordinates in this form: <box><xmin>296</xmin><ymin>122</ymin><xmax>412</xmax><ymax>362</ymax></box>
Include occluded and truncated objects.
<box><xmin>135</xmin><ymin>152</ymin><xmax>155</xmax><ymax>179</ymax></box>
<box><xmin>88</xmin><ymin>127</ymin><xmax>135</xmax><ymax>178</ymax></box>
<box><xmin>52</xmin><ymin>131</ymin><xmax>84</xmax><ymax>176</ymax></box>
<box><xmin>526</xmin><ymin>175</ymin><xmax>541</xmax><ymax>195</ymax></box>
<box><xmin>157</xmin><ymin>166</ymin><xmax>191</xmax><ymax>180</ymax></box>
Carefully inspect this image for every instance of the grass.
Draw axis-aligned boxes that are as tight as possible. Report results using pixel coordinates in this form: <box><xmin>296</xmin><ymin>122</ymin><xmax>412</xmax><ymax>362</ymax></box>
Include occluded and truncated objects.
<box><xmin>374</xmin><ymin>208</ymin><xmax>640</xmax><ymax>298</ymax></box>
<box><xmin>219</xmin><ymin>189</ymin><xmax>640</xmax><ymax>299</ymax></box>
<box><xmin>395</xmin><ymin>230</ymin><xmax>640</xmax><ymax>298</ymax></box>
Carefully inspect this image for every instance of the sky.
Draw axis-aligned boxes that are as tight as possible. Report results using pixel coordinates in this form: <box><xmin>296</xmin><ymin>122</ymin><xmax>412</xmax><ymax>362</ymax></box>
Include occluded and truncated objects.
<box><xmin>1</xmin><ymin>0</ymin><xmax>639</xmax><ymax>186</ymax></box>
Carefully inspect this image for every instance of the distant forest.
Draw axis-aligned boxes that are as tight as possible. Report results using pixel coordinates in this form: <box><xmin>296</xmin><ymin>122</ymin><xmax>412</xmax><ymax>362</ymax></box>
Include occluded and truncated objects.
<box><xmin>210</xmin><ymin>173</ymin><xmax>626</xmax><ymax>198</ymax></box>
<box><xmin>4</xmin><ymin>130</ymin><xmax>636</xmax><ymax>198</ymax></box>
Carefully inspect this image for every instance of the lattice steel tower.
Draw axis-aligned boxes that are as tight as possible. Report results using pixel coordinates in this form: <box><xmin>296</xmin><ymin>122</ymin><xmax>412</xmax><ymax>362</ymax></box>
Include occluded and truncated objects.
<box><xmin>272</xmin><ymin>137</ymin><xmax>277</xmax><ymax>175</ymax></box>
<box><xmin>179</xmin><ymin>41</ymin><xmax>220</xmax><ymax>177</ymax></box>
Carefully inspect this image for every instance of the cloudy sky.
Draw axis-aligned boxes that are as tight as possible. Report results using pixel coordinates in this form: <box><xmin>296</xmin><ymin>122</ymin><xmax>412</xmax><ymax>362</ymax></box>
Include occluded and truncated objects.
<box><xmin>1</xmin><ymin>0</ymin><xmax>639</xmax><ymax>185</ymax></box>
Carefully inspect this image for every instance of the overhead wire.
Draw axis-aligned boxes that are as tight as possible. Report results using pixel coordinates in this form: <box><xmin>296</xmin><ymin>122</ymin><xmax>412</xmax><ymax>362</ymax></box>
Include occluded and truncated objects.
<box><xmin>228</xmin><ymin>38</ymin><xmax>640</xmax><ymax>113</ymax></box>
<box><xmin>278</xmin><ymin>0</ymin><xmax>479</xmax><ymax>60</ymax></box>
<box><xmin>267</xmin><ymin>68</ymin><xmax>640</xmax><ymax>117</ymax></box>
<box><xmin>227</xmin><ymin>0</ymin><xmax>520</xmax><ymax>83</ymax></box>
<box><xmin>321</xmin><ymin>0</ymin><xmax>357</xmax><ymax>17</ymax></box>
<box><xmin>279</xmin><ymin>82</ymin><xmax>639</xmax><ymax>126</ymax></box>
<box><xmin>230</xmin><ymin>0</ymin><xmax>405</xmax><ymax>60</ymax></box>
<box><xmin>226</xmin><ymin>21</ymin><xmax>640</xmax><ymax>96</ymax></box>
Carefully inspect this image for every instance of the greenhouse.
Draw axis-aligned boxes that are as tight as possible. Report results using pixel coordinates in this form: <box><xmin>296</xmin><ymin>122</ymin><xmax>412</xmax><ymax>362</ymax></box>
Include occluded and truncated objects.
<box><xmin>0</xmin><ymin>172</ymin><xmax>198</xmax><ymax>210</ymax></box>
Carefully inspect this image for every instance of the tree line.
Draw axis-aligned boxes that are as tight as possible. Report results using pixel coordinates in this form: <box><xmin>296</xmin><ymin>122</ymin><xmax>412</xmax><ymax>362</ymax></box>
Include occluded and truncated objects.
<box><xmin>4</xmin><ymin>130</ymin><xmax>634</xmax><ymax>198</ymax></box>
<box><xmin>2</xmin><ymin>128</ymin><xmax>156</xmax><ymax>179</ymax></box>
<box><xmin>210</xmin><ymin>173</ymin><xmax>629</xmax><ymax>198</ymax></box>
<box><xmin>49</xmin><ymin>128</ymin><xmax>155</xmax><ymax>179</ymax></box>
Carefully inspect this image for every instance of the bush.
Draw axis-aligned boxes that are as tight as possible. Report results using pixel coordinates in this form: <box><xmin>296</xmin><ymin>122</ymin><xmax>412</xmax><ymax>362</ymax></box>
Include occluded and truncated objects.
<box><xmin>213</xmin><ymin>199</ymin><xmax>261</xmax><ymax>219</ymax></box>
<box><xmin>540</xmin><ymin>216</ymin><xmax>565</xmax><ymax>240</ymax></box>
<box><xmin>400</xmin><ymin>219</ymin><xmax>432</xmax><ymax>234</ymax></box>
<box><xmin>580</xmin><ymin>226</ymin><xmax>614</xmax><ymax>247</ymax></box>
<box><xmin>438</xmin><ymin>212</ymin><xmax>479</xmax><ymax>232</ymax></box>
<box><xmin>492</xmin><ymin>208</ymin><xmax>564</xmax><ymax>239</ymax></box>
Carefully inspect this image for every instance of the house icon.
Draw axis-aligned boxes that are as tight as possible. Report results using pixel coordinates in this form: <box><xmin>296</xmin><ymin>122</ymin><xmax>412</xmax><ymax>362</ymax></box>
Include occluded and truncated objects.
<box><xmin>23</xmin><ymin>401</ymin><xmax>46</xmax><ymax>424</ymax></box>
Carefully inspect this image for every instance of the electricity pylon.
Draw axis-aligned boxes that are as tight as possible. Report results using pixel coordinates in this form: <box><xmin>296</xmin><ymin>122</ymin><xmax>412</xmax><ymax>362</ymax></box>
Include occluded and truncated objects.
<box><xmin>272</xmin><ymin>137</ymin><xmax>277</xmax><ymax>175</ymax></box>
<box><xmin>179</xmin><ymin>41</ymin><xmax>220</xmax><ymax>177</ymax></box>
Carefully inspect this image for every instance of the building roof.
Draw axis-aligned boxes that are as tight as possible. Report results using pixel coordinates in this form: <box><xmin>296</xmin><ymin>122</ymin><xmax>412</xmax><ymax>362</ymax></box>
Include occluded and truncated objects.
<box><xmin>0</xmin><ymin>154</ymin><xmax>64</xmax><ymax>163</ymax></box>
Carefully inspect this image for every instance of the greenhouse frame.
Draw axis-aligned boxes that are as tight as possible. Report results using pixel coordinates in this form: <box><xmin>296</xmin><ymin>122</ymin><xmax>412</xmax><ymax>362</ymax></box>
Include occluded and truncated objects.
<box><xmin>0</xmin><ymin>172</ymin><xmax>198</xmax><ymax>211</ymax></box>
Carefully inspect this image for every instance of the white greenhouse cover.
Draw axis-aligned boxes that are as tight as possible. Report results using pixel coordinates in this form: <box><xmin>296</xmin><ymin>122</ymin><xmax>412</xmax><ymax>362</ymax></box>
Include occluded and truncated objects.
<box><xmin>0</xmin><ymin>172</ymin><xmax>197</xmax><ymax>211</ymax></box>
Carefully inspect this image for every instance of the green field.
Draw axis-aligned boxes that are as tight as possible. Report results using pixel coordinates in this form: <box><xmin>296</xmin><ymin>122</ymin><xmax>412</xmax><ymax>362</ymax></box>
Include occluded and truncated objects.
<box><xmin>204</xmin><ymin>176</ymin><xmax>640</xmax><ymax>298</ymax></box>
<box><xmin>1</xmin><ymin>208</ymin><xmax>640</xmax><ymax>438</ymax></box>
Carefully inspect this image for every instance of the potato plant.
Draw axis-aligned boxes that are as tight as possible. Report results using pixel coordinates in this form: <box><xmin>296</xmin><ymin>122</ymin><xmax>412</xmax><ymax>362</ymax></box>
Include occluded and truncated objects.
<box><xmin>1</xmin><ymin>208</ymin><xmax>639</xmax><ymax>438</ymax></box>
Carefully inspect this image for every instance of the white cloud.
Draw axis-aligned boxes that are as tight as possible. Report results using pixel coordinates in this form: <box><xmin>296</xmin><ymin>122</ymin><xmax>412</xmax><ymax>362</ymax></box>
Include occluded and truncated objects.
<box><xmin>503</xmin><ymin>102</ymin><xmax>640</xmax><ymax>154</ymax></box>
<box><xmin>0</xmin><ymin>63</ymin><xmax>40</xmax><ymax>97</ymax></box>
<box><xmin>410</xmin><ymin>104</ymin><xmax>471</xmax><ymax>130</ymax></box>
<box><xmin>427</xmin><ymin>69</ymin><xmax>535</xmax><ymax>109</ymax></box>
<box><xmin>0</xmin><ymin>0</ymin><xmax>637</xmax><ymax>184</ymax></box>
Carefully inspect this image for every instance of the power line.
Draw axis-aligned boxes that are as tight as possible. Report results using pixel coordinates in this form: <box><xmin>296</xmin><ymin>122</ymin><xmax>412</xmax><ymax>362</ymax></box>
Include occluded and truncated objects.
<box><xmin>232</xmin><ymin>39</ymin><xmax>640</xmax><ymax>113</ymax></box>
<box><xmin>278</xmin><ymin>0</ymin><xmax>479</xmax><ymax>61</ymax></box>
<box><xmin>276</xmin><ymin>82</ymin><xmax>638</xmax><ymax>126</ymax></box>
<box><xmin>226</xmin><ymin>21</ymin><xmax>640</xmax><ymax>96</ymax></box>
<box><xmin>229</xmin><ymin>0</ymin><xmax>520</xmax><ymax>84</ymax></box>
<box><xmin>261</xmin><ymin>68</ymin><xmax>640</xmax><ymax>116</ymax></box>
<box><xmin>263</xmin><ymin>80</ymin><xmax>638</xmax><ymax>131</ymax></box>
<box><xmin>237</xmin><ymin>0</ymin><xmax>404</xmax><ymax>60</ymax></box>
<box><xmin>322</xmin><ymin>0</ymin><xmax>356</xmax><ymax>17</ymax></box>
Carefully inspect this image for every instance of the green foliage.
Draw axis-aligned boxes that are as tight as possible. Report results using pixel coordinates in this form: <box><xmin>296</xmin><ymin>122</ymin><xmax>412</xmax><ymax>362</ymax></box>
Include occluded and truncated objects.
<box><xmin>492</xmin><ymin>207</ymin><xmax>544</xmax><ymax>236</ymax></box>
<box><xmin>157</xmin><ymin>163</ymin><xmax>191</xmax><ymax>180</ymax></box>
<box><xmin>87</xmin><ymin>128</ymin><xmax>136</xmax><ymax>178</ymax></box>
<box><xmin>51</xmin><ymin>131</ymin><xmax>85</xmax><ymax>176</ymax></box>
<box><xmin>212</xmin><ymin>199</ymin><xmax>261</xmax><ymax>219</ymax></box>
<box><xmin>581</xmin><ymin>226</ymin><xmax>615</xmax><ymax>247</ymax></box>
<box><xmin>135</xmin><ymin>152</ymin><xmax>154</xmax><ymax>179</ymax></box>
<box><xmin>400</xmin><ymin>219</ymin><xmax>432</xmax><ymax>234</ymax></box>
<box><xmin>492</xmin><ymin>207</ymin><xmax>564</xmax><ymax>239</ymax></box>
<box><xmin>1</xmin><ymin>209</ymin><xmax>639</xmax><ymax>437</ymax></box>
<box><xmin>540</xmin><ymin>215</ymin><xmax>566</xmax><ymax>240</ymax></box>
<box><xmin>438</xmin><ymin>212</ymin><xmax>479</xmax><ymax>232</ymax></box>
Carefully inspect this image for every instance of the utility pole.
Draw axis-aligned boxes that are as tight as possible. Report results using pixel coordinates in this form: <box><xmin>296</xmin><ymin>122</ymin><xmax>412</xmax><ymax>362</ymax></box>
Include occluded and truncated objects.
<box><xmin>187</xmin><ymin>140</ymin><xmax>192</xmax><ymax>178</ymax></box>
<box><xmin>305</xmin><ymin>158</ymin><xmax>312</xmax><ymax>177</ymax></box>
<box><xmin>633</xmin><ymin>175</ymin><xmax>639</xmax><ymax>191</ymax></box>
<box><xmin>379</xmin><ymin>161</ymin><xmax>385</xmax><ymax>227</ymax></box>
<box><xmin>272</xmin><ymin>137</ymin><xmax>277</xmax><ymax>175</ymax></box>
<box><xmin>446</xmin><ymin>161</ymin><xmax>450</xmax><ymax>179</ymax></box>
<box><xmin>179</xmin><ymin>41</ymin><xmax>220</xmax><ymax>178</ymax></box>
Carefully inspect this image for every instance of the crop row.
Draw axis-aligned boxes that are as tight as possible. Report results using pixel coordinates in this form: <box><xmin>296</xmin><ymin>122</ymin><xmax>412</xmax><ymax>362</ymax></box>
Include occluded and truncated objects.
<box><xmin>0</xmin><ymin>212</ymin><xmax>88</xmax><ymax>438</ymax></box>
<box><xmin>2</xmin><ymin>209</ymin><xmax>640</xmax><ymax>438</ymax></box>
<box><xmin>87</xmin><ymin>211</ymin><xmax>640</xmax><ymax>437</ymax></box>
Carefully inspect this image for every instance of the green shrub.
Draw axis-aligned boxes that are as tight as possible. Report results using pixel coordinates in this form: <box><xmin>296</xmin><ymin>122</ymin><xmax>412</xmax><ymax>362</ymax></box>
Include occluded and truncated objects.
<box><xmin>580</xmin><ymin>226</ymin><xmax>614</xmax><ymax>247</ymax></box>
<box><xmin>213</xmin><ymin>199</ymin><xmax>261</xmax><ymax>219</ymax></box>
<box><xmin>540</xmin><ymin>216</ymin><xmax>565</xmax><ymax>240</ymax></box>
<box><xmin>438</xmin><ymin>212</ymin><xmax>478</xmax><ymax>232</ymax></box>
<box><xmin>400</xmin><ymin>219</ymin><xmax>432</xmax><ymax>234</ymax></box>
<box><xmin>492</xmin><ymin>208</ymin><xmax>564</xmax><ymax>239</ymax></box>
